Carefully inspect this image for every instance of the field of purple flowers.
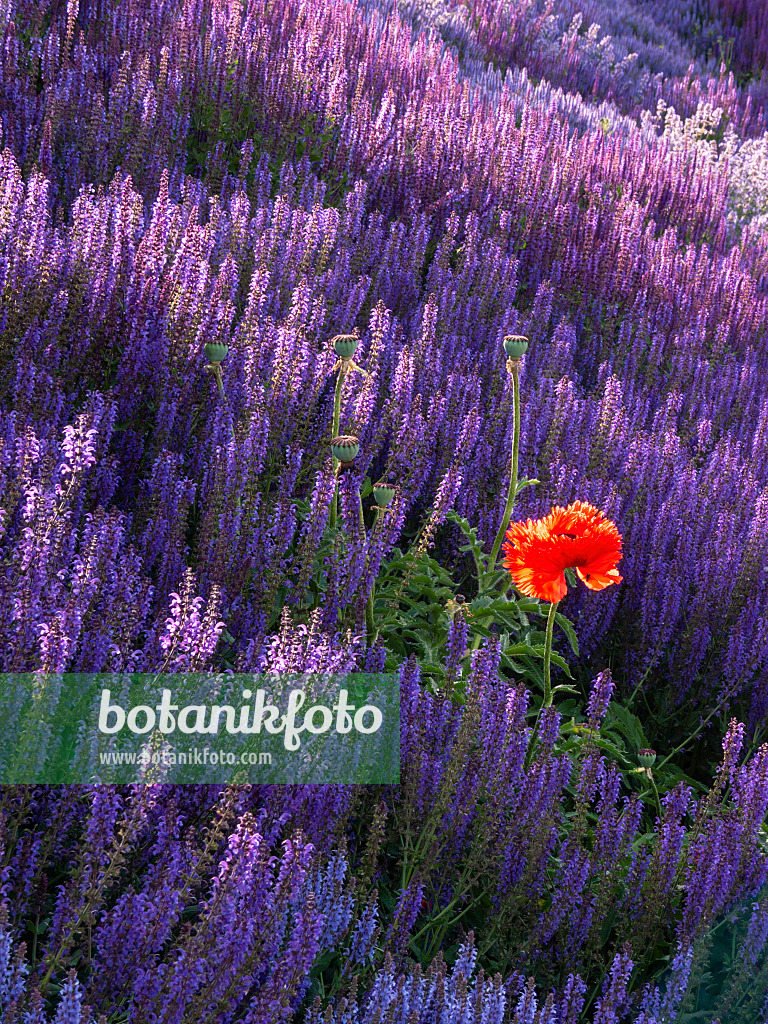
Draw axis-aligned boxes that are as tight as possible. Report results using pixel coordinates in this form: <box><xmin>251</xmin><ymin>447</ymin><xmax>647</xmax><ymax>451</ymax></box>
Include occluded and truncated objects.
<box><xmin>1</xmin><ymin>0</ymin><xmax>768</xmax><ymax>1019</ymax></box>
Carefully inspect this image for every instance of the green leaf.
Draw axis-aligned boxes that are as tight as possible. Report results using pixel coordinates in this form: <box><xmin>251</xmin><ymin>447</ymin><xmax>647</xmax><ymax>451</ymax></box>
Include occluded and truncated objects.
<box><xmin>514</xmin><ymin>477</ymin><xmax>540</xmax><ymax>495</ymax></box>
<box><xmin>310</xmin><ymin>949</ymin><xmax>338</xmax><ymax>978</ymax></box>
<box><xmin>505</xmin><ymin>642</ymin><xmax>548</xmax><ymax>657</ymax></box>
<box><xmin>555</xmin><ymin>699</ymin><xmax>579</xmax><ymax>716</ymax></box>
<box><xmin>547</xmin><ymin>652</ymin><xmax>573</xmax><ymax>676</ymax></box>
<box><xmin>503</xmin><ymin>643</ymin><xmax>572</xmax><ymax>676</ymax></box>
<box><xmin>499</xmin><ymin>654</ymin><xmax>528</xmax><ymax>674</ymax></box>
<box><xmin>600</xmin><ymin>906</ymin><xmax>617</xmax><ymax>946</ymax></box>
<box><xmin>478</xmin><ymin>568</ymin><xmax>510</xmax><ymax>594</ymax></box>
<box><xmin>467</xmin><ymin>599</ymin><xmax>524</xmax><ymax>634</ymax></box>
<box><xmin>554</xmin><ymin>611</ymin><xmax>580</xmax><ymax>657</ymax></box>
<box><xmin>590</xmin><ymin>735</ymin><xmax>636</xmax><ymax>771</ymax></box>
<box><xmin>446</xmin><ymin>510</ymin><xmax>488</xmax><ymax>579</ymax></box>
<box><xmin>631</xmin><ymin>831</ymin><xmax>658</xmax><ymax>852</ymax></box>
<box><xmin>656</xmin><ymin>766</ymin><xmax>707</xmax><ymax>795</ymax></box>
<box><xmin>606</xmin><ymin>701</ymin><xmax>648</xmax><ymax>750</ymax></box>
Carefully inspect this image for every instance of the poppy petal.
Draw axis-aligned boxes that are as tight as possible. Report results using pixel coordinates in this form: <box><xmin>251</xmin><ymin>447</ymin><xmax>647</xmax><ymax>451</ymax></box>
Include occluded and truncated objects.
<box><xmin>503</xmin><ymin>501</ymin><xmax>622</xmax><ymax>603</ymax></box>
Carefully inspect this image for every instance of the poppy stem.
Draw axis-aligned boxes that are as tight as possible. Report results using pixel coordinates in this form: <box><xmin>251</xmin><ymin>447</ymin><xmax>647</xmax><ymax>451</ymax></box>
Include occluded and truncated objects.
<box><xmin>206</xmin><ymin>362</ymin><xmax>239</xmax><ymax>513</ymax></box>
<box><xmin>525</xmin><ymin>599</ymin><xmax>560</xmax><ymax>768</ymax></box>
<box><xmin>366</xmin><ymin>590</ymin><xmax>375</xmax><ymax>646</ymax></box>
<box><xmin>488</xmin><ymin>359</ymin><xmax>521</xmax><ymax>573</ymax></box>
<box><xmin>206</xmin><ymin>362</ymin><xmax>235</xmax><ymax>438</ymax></box>
<box><xmin>638</xmin><ymin>771</ymin><xmax>663</xmax><ymax>821</ymax></box>
<box><xmin>355</xmin><ymin>486</ymin><xmax>373</xmax><ymax>641</ymax></box>
<box><xmin>543</xmin><ymin>599</ymin><xmax>559</xmax><ymax>708</ymax></box>
<box><xmin>357</xmin><ymin>488</ymin><xmax>366</xmax><ymax>544</ymax></box>
<box><xmin>329</xmin><ymin>363</ymin><xmax>346</xmax><ymax>531</ymax></box>
<box><xmin>365</xmin><ymin>508</ymin><xmax>383</xmax><ymax>647</ymax></box>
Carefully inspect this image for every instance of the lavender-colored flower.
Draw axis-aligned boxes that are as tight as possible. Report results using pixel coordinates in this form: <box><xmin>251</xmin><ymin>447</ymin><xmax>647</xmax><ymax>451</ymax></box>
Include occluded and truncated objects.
<box><xmin>592</xmin><ymin>948</ymin><xmax>634</xmax><ymax>1024</ymax></box>
<box><xmin>586</xmin><ymin>669</ymin><xmax>615</xmax><ymax>730</ymax></box>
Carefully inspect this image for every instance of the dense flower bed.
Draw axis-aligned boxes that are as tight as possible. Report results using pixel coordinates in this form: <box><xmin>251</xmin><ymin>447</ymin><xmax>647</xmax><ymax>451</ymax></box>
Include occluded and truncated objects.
<box><xmin>0</xmin><ymin>0</ymin><xmax>767</xmax><ymax>1019</ymax></box>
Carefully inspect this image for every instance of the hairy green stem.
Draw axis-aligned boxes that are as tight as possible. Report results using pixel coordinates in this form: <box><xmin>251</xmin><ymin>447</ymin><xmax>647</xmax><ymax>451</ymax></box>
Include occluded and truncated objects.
<box><xmin>210</xmin><ymin>365</ymin><xmax>234</xmax><ymax>438</ymax></box>
<box><xmin>329</xmin><ymin>364</ymin><xmax>346</xmax><ymax>530</ymax></box>
<box><xmin>366</xmin><ymin>590</ymin><xmax>375</xmax><ymax>646</ymax></box>
<box><xmin>357</xmin><ymin>489</ymin><xmax>366</xmax><ymax>543</ymax></box>
<box><xmin>543</xmin><ymin>599</ymin><xmax>558</xmax><ymax>708</ymax></box>
<box><xmin>523</xmin><ymin>600</ymin><xmax>560</xmax><ymax>769</ymax></box>
<box><xmin>365</xmin><ymin>507</ymin><xmax>382</xmax><ymax>647</ymax></box>
<box><xmin>209</xmin><ymin>364</ymin><xmax>240</xmax><ymax>519</ymax></box>
<box><xmin>639</xmin><ymin>772</ymin><xmax>663</xmax><ymax>820</ymax></box>
<box><xmin>489</xmin><ymin>360</ymin><xmax>521</xmax><ymax>571</ymax></box>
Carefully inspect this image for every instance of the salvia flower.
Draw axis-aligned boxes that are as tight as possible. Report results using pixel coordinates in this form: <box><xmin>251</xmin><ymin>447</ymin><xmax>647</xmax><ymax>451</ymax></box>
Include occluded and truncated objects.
<box><xmin>503</xmin><ymin>501</ymin><xmax>623</xmax><ymax>603</ymax></box>
<box><xmin>586</xmin><ymin>669</ymin><xmax>615</xmax><ymax>730</ymax></box>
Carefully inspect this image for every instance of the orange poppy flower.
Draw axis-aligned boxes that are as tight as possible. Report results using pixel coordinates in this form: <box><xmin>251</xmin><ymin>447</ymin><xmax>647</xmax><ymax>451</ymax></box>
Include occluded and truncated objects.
<box><xmin>502</xmin><ymin>500</ymin><xmax>623</xmax><ymax>603</ymax></box>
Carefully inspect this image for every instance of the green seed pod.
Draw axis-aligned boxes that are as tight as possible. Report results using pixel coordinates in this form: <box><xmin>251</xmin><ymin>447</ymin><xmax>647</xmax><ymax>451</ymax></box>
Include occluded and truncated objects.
<box><xmin>332</xmin><ymin>335</ymin><xmax>359</xmax><ymax>360</ymax></box>
<box><xmin>638</xmin><ymin>748</ymin><xmax>657</xmax><ymax>769</ymax></box>
<box><xmin>503</xmin><ymin>335</ymin><xmax>529</xmax><ymax>359</ymax></box>
<box><xmin>205</xmin><ymin>342</ymin><xmax>229</xmax><ymax>364</ymax></box>
<box><xmin>331</xmin><ymin>435</ymin><xmax>360</xmax><ymax>462</ymax></box>
<box><xmin>373</xmin><ymin>482</ymin><xmax>396</xmax><ymax>507</ymax></box>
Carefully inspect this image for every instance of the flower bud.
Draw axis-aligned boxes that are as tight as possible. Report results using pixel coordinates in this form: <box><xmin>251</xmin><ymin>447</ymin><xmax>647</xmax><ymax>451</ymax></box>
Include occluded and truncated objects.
<box><xmin>205</xmin><ymin>342</ymin><xmax>229</xmax><ymax>364</ymax></box>
<box><xmin>503</xmin><ymin>335</ymin><xmax>529</xmax><ymax>359</ymax></box>
<box><xmin>638</xmin><ymin>748</ymin><xmax>656</xmax><ymax>768</ymax></box>
<box><xmin>373</xmin><ymin>482</ymin><xmax>396</xmax><ymax>507</ymax></box>
<box><xmin>332</xmin><ymin>334</ymin><xmax>359</xmax><ymax>360</ymax></box>
<box><xmin>331</xmin><ymin>435</ymin><xmax>360</xmax><ymax>462</ymax></box>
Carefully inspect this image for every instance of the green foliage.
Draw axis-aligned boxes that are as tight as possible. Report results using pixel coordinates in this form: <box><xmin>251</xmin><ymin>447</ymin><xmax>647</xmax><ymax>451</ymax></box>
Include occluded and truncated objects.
<box><xmin>368</xmin><ymin>509</ymin><xmax>578</xmax><ymax>704</ymax></box>
<box><xmin>184</xmin><ymin>66</ymin><xmax>349</xmax><ymax>207</ymax></box>
<box><xmin>373</xmin><ymin>548</ymin><xmax>459</xmax><ymax>685</ymax></box>
<box><xmin>671</xmin><ymin>884</ymin><xmax>768</xmax><ymax>1023</ymax></box>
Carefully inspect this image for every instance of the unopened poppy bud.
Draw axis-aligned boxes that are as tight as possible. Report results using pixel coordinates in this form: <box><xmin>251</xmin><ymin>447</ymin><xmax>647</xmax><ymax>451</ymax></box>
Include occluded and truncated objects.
<box><xmin>373</xmin><ymin>482</ymin><xmax>396</xmax><ymax>507</ymax></box>
<box><xmin>638</xmin><ymin>748</ymin><xmax>656</xmax><ymax>768</ymax></box>
<box><xmin>503</xmin><ymin>335</ymin><xmax>529</xmax><ymax>359</ymax></box>
<box><xmin>205</xmin><ymin>342</ymin><xmax>229</xmax><ymax>364</ymax></box>
<box><xmin>331</xmin><ymin>435</ymin><xmax>360</xmax><ymax>462</ymax></box>
<box><xmin>332</xmin><ymin>334</ymin><xmax>359</xmax><ymax>360</ymax></box>
<box><xmin>455</xmin><ymin>594</ymin><xmax>466</xmax><ymax>604</ymax></box>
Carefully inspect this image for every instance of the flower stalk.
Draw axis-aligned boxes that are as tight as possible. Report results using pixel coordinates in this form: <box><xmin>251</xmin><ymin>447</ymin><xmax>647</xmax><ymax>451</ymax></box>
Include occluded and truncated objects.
<box><xmin>329</xmin><ymin>436</ymin><xmax>360</xmax><ymax>531</ymax></box>
<box><xmin>204</xmin><ymin>342</ymin><xmax>235</xmax><ymax>441</ymax></box>
<box><xmin>637</xmin><ymin>763</ymin><xmax>663</xmax><ymax>820</ymax></box>
<box><xmin>204</xmin><ymin>342</ymin><xmax>240</xmax><ymax>516</ymax></box>
<box><xmin>329</xmin><ymin>370</ymin><xmax>345</xmax><ymax>531</ymax></box>
<box><xmin>524</xmin><ymin>599</ymin><xmax>560</xmax><ymax>767</ymax></box>
<box><xmin>542</xmin><ymin>599</ymin><xmax>558</xmax><ymax>708</ymax></box>
<box><xmin>365</xmin><ymin>489</ymin><xmax>394</xmax><ymax>646</ymax></box>
<box><xmin>365</xmin><ymin>588</ymin><xmax>375</xmax><ymax>645</ymax></box>
<box><xmin>357</xmin><ymin>488</ymin><xmax>366</xmax><ymax>544</ymax></box>
<box><xmin>328</xmin><ymin>334</ymin><xmax>363</xmax><ymax>530</ymax></box>
<box><xmin>489</xmin><ymin>354</ymin><xmax>522</xmax><ymax>571</ymax></box>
